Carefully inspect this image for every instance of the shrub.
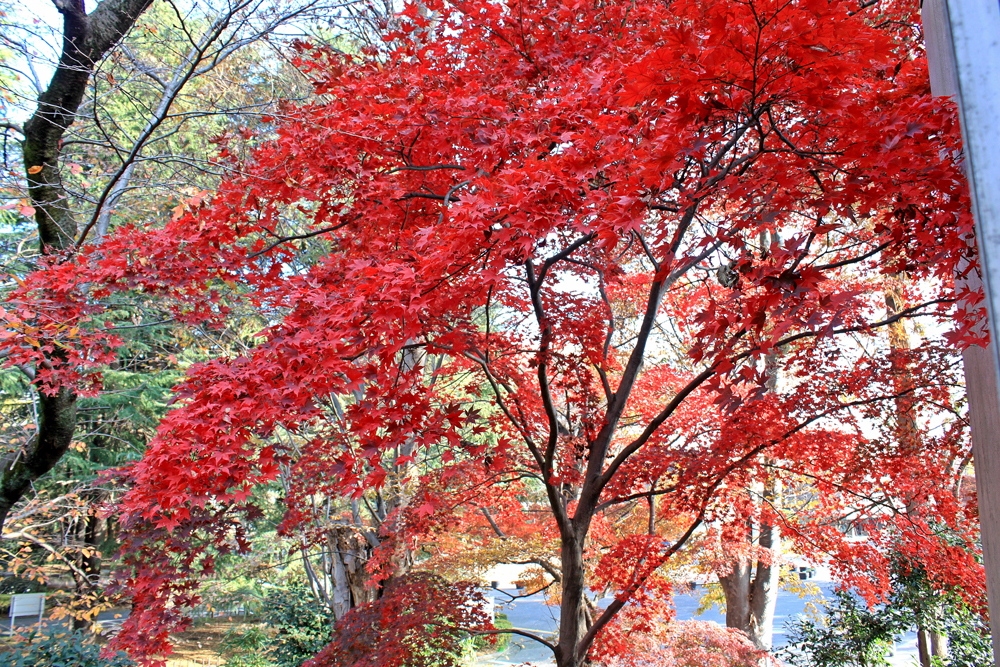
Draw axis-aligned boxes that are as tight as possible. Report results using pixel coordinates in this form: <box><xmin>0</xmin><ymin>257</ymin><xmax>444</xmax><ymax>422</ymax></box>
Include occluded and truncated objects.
<box><xmin>260</xmin><ymin>584</ymin><xmax>335</xmax><ymax>667</ymax></box>
<box><xmin>221</xmin><ymin>623</ymin><xmax>277</xmax><ymax>667</ymax></box>
<box><xmin>471</xmin><ymin>612</ymin><xmax>512</xmax><ymax>652</ymax></box>
<box><xmin>779</xmin><ymin>589</ymin><xmax>894</xmax><ymax>667</ymax></box>
<box><xmin>2</xmin><ymin>630</ymin><xmax>134</xmax><ymax>667</ymax></box>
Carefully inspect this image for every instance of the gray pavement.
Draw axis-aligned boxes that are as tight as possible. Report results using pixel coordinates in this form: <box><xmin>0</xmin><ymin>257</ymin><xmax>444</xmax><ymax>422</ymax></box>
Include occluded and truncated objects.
<box><xmin>5</xmin><ymin>588</ymin><xmax>924</xmax><ymax>665</ymax></box>
<box><xmin>479</xmin><ymin>584</ymin><xmax>923</xmax><ymax>666</ymax></box>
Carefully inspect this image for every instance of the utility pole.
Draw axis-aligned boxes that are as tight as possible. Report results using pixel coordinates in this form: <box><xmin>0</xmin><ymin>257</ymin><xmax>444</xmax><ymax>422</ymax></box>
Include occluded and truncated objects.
<box><xmin>922</xmin><ymin>1</ymin><xmax>1000</xmax><ymax>663</ymax></box>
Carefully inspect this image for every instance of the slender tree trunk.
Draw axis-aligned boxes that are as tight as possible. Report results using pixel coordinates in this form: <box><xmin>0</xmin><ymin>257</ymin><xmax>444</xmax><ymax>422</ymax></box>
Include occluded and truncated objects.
<box><xmin>886</xmin><ymin>274</ymin><xmax>950</xmax><ymax>664</ymax></box>
<box><xmin>917</xmin><ymin>628</ymin><xmax>932</xmax><ymax>667</ymax></box>
<box><xmin>329</xmin><ymin>538</ymin><xmax>352</xmax><ymax>620</ymax></box>
<box><xmin>884</xmin><ymin>274</ymin><xmax>918</xmax><ymax>453</ymax></box>
<box><xmin>748</xmin><ymin>350</ymin><xmax>784</xmax><ymax>651</ymax></box>
<box><xmin>929</xmin><ymin>629</ymin><xmax>948</xmax><ymax>661</ymax></box>
<box><xmin>72</xmin><ymin>511</ymin><xmax>105</xmax><ymax>631</ymax></box>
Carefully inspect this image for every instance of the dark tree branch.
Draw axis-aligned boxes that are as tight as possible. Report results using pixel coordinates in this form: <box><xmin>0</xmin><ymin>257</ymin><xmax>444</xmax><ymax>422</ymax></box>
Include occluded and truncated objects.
<box><xmin>23</xmin><ymin>0</ymin><xmax>154</xmax><ymax>252</ymax></box>
<box><xmin>2</xmin><ymin>0</ymin><xmax>154</xmax><ymax>532</ymax></box>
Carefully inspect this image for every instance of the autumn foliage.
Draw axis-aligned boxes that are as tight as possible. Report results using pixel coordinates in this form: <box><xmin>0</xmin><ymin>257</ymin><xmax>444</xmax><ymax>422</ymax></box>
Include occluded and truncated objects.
<box><xmin>0</xmin><ymin>0</ymin><xmax>985</xmax><ymax>664</ymax></box>
<box><xmin>303</xmin><ymin>574</ymin><xmax>493</xmax><ymax>667</ymax></box>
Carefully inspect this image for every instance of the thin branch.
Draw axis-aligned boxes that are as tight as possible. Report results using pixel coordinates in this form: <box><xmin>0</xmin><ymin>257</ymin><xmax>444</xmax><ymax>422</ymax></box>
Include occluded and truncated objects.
<box><xmin>0</xmin><ymin>121</ymin><xmax>24</xmax><ymax>135</ymax></box>
<box><xmin>470</xmin><ymin>627</ymin><xmax>557</xmax><ymax>651</ymax></box>
<box><xmin>247</xmin><ymin>219</ymin><xmax>355</xmax><ymax>259</ymax></box>
<box><xmin>480</xmin><ymin>507</ymin><xmax>507</xmax><ymax>538</ymax></box>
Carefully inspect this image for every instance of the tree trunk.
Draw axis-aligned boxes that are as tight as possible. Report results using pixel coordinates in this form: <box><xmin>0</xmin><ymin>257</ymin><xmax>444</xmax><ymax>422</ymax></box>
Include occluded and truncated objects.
<box><xmin>917</xmin><ymin>628</ymin><xmax>931</xmax><ymax>667</ymax></box>
<box><xmin>719</xmin><ymin>501</ymin><xmax>782</xmax><ymax>651</ymax></box>
<box><xmin>720</xmin><ymin>347</ymin><xmax>783</xmax><ymax>652</ymax></box>
<box><xmin>0</xmin><ymin>386</ymin><xmax>77</xmax><ymax>528</ymax></box>
<box><xmin>929</xmin><ymin>629</ymin><xmax>948</xmax><ymax>661</ymax></box>
<box><xmin>749</xmin><ymin>482</ymin><xmax>781</xmax><ymax>651</ymax></box>
<box><xmin>72</xmin><ymin>511</ymin><xmax>105</xmax><ymax>631</ymax></box>
<box><xmin>719</xmin><ymin>556</ymin><xmax>752</xmax><ymax>635</ymax></box>
<box><xmin>1</xmin><ymin>0</ymin><xmax>155</xmax><ymax>532</ymax></box>
<box><xmin>556</xmin><ymin>534</ymin><xmax>590</xmax><ymax>667</ymax></box>
<box><xmin>330</xmin><ymin>540</ymin><xmax>352</xmax><ymax>620</ymax></box>
<box><xmin>884</xmin><ymin>274</ymin><xmax>918</xmax><ymax>454</ymax></box>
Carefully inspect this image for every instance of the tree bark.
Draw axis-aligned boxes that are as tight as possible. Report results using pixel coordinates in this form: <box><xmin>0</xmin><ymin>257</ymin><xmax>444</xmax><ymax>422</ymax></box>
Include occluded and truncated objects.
<box><xmin>917</xmin><ymin>628</ymin><xmax>932</xmax><ymax>667</ymax></box>
<box><xmin>0</xmin><ymin>0</ymin><xmax>154</xmax><ymax>532</ymax></box>
<box><xmin>718</xmin><ymin>501</ymin><xmax>781</xmax><ymax>652</ymax></box>
<box><xmin>72</xmin><ymin>511</ymin><xmax>105</xmax><ymax>631</ymax></box>
<box><xmin>719</xmin><ymin>557</ymin><xmax>753</xmax><ymax>635</ymax></box>
<box><xmin>556</xmin><ymin>533</ymin><xmax>589</xmax><ymax>667</ymax></box>
<box><xmin>720</xmin><ymin>348</ymin><xmax>783</xmax><ymax>651</ymax></box>
<box><xmin>749</xmin><ymin>480</ymin><xmax>781</xmax><ymax>651</ymax></box>
<box><xmin>929</xmin><ymin>629</ymin><xmax>948</xmax><ymax>661</ymax></box>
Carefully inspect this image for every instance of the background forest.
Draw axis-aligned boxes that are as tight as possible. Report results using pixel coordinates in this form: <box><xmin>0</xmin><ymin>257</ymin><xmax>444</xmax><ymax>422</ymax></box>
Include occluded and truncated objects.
<box><xmin>0</xmin><ymin>0</ymin><xmax>993</xmax><ymax>666</ymax></box>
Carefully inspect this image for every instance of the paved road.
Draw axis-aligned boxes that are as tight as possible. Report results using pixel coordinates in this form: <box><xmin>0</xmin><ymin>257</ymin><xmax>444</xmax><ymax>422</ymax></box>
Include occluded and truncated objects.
<box><xmin>483</xmin><ymin>584</ymin><xmax>922</xmax><ymax>666</ymax></box>
<box><xmin>6</xmin><ymin>589</ymin><xmax>923</xmax><ymax>665</ymax></box>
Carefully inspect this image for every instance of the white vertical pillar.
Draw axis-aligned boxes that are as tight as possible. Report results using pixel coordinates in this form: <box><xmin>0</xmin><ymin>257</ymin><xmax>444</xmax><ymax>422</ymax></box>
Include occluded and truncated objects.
<box><xmin>923</xmin><ymin>1</ymin><xmax>1000</xmax><ymax>663</ymax></box>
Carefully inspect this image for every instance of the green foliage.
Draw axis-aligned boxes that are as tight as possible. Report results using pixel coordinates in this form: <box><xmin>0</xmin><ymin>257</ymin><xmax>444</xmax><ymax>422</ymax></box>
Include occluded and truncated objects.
<box><xmin>1</xmin><ymin>630</ymin><xmax>134</xmax><ymax>667</ymax></box>
<box><xmin>259</xmin><ymin>584</ymin><xmax>335</xmax><ymax>667</ymax></box>
<box><xmin>780</xmin><ymin>589</ymin><xmax>895</xmax><ymax>667</ymax></box>
<box><xmin>938</xmin><ymin>601</ymin><xmax>993</xmax><ymax>667</ymax></box>
<box><xmin>221</xmin><ymin>623</ymin><xmax>276</xmax><ymax>667</ymax></box>
<box><xmin>781</xmin><ymin>564</ymin><xmax>993</xmax><ymax>667</ymax></box>
<box><xmin>471</xmin><ymin>612</ymin><xmax>512</xmax><ymax>652</ymax></box>
<box><xmin>883</xmin><ymin>562</ymin><xmax>993</xmax><ymax>667</ymax></box>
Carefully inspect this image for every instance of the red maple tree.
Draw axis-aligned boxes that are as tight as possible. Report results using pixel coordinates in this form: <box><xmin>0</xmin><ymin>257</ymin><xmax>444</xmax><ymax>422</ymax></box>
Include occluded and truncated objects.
<box><xmin>1</xmin><ymin>0</ymin><xmax>985</xmax><ymax>665</ymax></box>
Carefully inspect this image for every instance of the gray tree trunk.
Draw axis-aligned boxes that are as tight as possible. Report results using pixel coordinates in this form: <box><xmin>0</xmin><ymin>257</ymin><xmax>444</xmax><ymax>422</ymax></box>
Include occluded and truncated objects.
<box><xmin>719</xmin><ymin>553</ymin><xmax>752</xmax><ymax>635</ymax></box>
<box><xmin>718</xmin><ymin>504</ymin><xmax>781</xmax><ymax>651</ymax></box>
<box><xmin>749</xmin><ymin>482</ymin><xmax>781</xmax><ymax>651</ymax></box>
<box><xmin>720</xmin><ymin>345</ymin><xmax>783</xmax><ymax>652</ymax></box>
<box><xmin>556</xmin><ymin>532</ymin><xmax>590</xmax><ymax>667</ymax></box>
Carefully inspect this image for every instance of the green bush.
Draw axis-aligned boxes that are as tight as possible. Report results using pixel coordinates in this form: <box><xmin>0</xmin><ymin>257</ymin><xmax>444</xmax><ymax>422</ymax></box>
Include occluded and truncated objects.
<box><xmin>259</xmin><ymin>584</ymin><xmax>335</xmax><ymax>667</ymax></box>
<box><xmin>780</xmin><ymin>589</ymin><xmax>895</xmax><ymax>667</ymax></box>
<box><xmin>471</xmin><ymin>612</ymin><xmax>513</xmax><ymax>652</ymax></box>
<box><xmin>221</xmin><ymin>623</ymin><xmax>276</xmax><ymax>667</ymax></box>
<box><xmin>1</xmin><ymin>630</ymin><xmax>134</xmax><ymax>667</ymax></box>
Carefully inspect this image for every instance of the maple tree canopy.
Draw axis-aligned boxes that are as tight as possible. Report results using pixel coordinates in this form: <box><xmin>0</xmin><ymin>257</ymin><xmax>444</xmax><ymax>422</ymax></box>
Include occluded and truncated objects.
<box><xmin>0</xmin><ymin>0</ymin><xmax>984</xmax><ymax>665</ymax></box>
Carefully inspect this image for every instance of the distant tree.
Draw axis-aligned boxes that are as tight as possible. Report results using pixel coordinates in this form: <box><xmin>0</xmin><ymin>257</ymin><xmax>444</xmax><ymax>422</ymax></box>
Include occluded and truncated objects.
<box><xmin>0</xmin><ymin>0</ymin><xmax>381</xmax><ymax>630</ymax></box>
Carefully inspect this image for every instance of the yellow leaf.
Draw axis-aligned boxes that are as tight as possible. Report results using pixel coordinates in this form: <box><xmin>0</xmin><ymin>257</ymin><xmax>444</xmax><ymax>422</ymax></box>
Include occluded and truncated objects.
<box><xmin>27</xmin><ymin>165</ymin><xmax>42</xmax><ymax>174</ymax></box>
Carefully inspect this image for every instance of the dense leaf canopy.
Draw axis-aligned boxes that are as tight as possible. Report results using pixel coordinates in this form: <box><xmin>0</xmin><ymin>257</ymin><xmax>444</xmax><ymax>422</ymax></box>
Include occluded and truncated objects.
<box><xmin>0</xmin><ymin>0</ymin><xmax>985</xmax><ymax>664</ymax></box>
